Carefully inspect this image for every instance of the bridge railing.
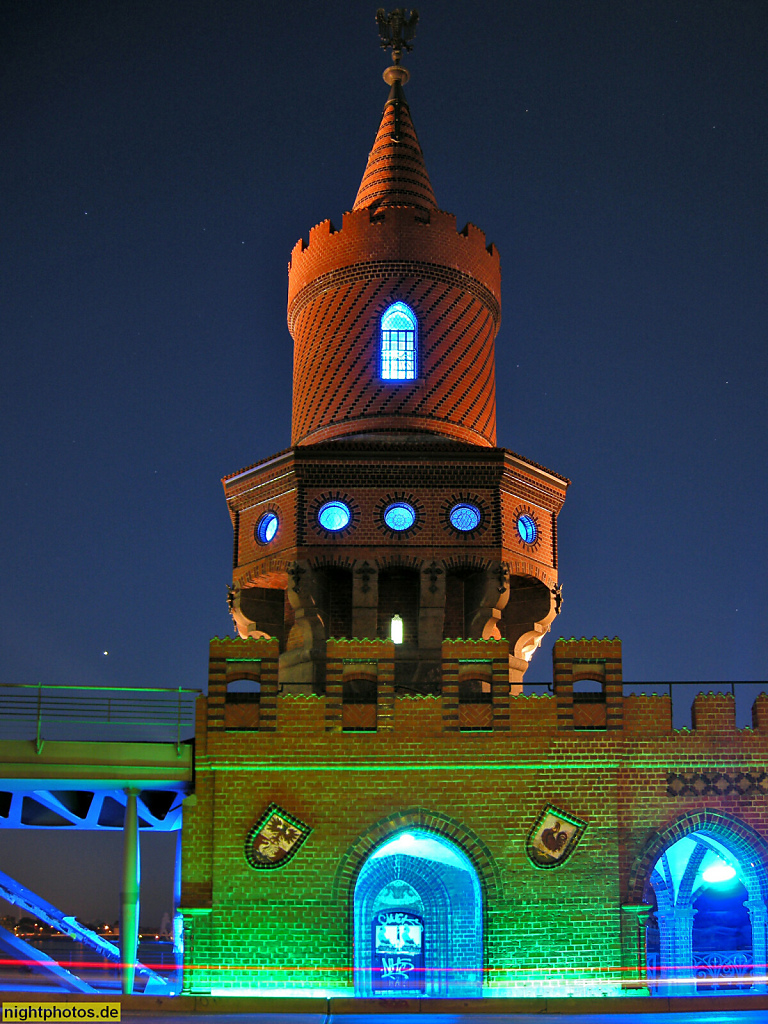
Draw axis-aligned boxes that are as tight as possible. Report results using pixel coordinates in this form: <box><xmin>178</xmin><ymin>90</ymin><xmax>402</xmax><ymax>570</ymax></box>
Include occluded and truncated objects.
<box><xmin>0</xmin><ymin>683</ymin><xmax>200</xmax><ymax>751</ymax></box>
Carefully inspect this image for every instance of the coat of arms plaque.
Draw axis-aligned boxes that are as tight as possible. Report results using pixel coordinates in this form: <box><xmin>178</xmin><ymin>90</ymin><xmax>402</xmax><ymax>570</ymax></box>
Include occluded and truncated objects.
<box><xmin>244</xmin><ymin>803</ymin><xmax>312</xmax><ymax>869</ymax></box>
<box><xmin>526</xmin><ymin>804</ymin><xmax>587</xmax><ymax>868</ymax></box>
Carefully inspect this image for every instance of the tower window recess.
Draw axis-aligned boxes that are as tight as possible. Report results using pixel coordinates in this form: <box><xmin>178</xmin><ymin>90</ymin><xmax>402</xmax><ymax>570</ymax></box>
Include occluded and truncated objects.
<box><xmin>390</xmin><ymin>614</ymin><xmax>404</xmax><ymax>644</ymax></box>
<box><xmin>449</xmin><ymin>503</ymin><xmax>481</xmax><ymax>532</ymax></box>
<box><xmin>384</xmin><ymin>502</ymin><xmax>416</xmax><ymax>531</ymax></box>
<box><xmin>516</xmin><ymin>513</ymin><xmax>537</xmax><ymax>544</ymax></box>
<box><xmin>380</xmin><ymin>302</ymin><xmax>417</xmax><ymax>380</ymax></box>
<box><xmin>318</xmin><ymin>500</ymin><xmax>351</xmax><ymax>532</ymax></box>
<box><xmin>255</xmin><ymin>511</ymin><xmax>278</xmax><ymax>544</ymax></box>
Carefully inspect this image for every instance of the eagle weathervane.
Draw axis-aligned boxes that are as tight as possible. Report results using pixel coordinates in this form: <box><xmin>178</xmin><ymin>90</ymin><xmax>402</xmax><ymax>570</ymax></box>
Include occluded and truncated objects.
<box><xmin>376</xmin><ymin>8</ymin><xmax>419</xmax><ymax>65</ymax></box>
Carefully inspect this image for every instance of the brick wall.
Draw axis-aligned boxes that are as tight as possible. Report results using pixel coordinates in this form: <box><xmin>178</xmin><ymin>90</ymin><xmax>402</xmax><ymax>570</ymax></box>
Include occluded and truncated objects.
<box><xmin>179</xmin><ymin>638</ymin><xmax>768</xmax><ymax>996</ymax></box>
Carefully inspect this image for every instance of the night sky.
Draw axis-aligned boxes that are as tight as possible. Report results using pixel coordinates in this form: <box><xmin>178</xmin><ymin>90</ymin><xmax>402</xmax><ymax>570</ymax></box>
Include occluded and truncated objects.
<box><xmin>1</xmin><ymin>1</ymin><xmax>766</xmax><ymax>923</ymax></box>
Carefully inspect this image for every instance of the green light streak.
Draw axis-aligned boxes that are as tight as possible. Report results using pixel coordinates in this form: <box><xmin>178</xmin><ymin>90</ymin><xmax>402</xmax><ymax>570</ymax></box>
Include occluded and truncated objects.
<box><xmin>198</xmin><ymin>757</ymin><xmax>762</xmax><ymax>771</ymax></box>
<box><xmin>198</xmin><ymin>761</ymin><xmax>619</xmax><ymax>771</ymax></box>
<box><xmin>2</xmin><ymin>682</ymin><xmax>199</xmax><ymax>694</ymax></box>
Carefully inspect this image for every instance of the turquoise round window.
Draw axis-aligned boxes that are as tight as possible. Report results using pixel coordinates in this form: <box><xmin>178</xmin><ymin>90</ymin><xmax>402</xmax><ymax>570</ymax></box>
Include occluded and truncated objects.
<box><xmin>384</xmin><ymin>502</ymin><xmax>416</xmax><ymax>531</ymax></box>
<box><xmin>318</xmin><ymin>500</ymin><xmax>351</xmax><ymax>532</ymax></box>
<box><xmin>449</xmin><ymin>503</ymin><xmax>481</xmax><ymax>532</ymax></box>
<box><xmin>256</xmin><ymin>512</ymin><xmax>278</xmax><ymax>544</ymax></box>
<box><xmin>517</xmin><ymin>513</ymin><xmax>537</xmax><ymax>544</ymax></box>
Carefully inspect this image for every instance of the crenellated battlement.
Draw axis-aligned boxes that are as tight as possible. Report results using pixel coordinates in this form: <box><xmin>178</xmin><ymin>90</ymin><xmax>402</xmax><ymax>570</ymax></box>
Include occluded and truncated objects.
<box><xmin>287</xmin><ymin>206</ymin><xmax>501</xmax><ymax>314</ymax></box>
<box><xmin>203</xmin><ymin>638</ymin><xmax>767</xmax><ymax>742</ymax></box>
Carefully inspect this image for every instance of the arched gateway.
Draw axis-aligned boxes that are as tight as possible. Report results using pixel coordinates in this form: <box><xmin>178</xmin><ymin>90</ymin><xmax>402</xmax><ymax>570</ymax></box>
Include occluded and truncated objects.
<box><xmin>633</xmin><ymin>812</ymin><xmax>768</xmax><ymax>996</ymax></box>
<box><xmin>353</xmin><ymin>830</ymin><xmax>483</xmax><ymax>997</ymax></box>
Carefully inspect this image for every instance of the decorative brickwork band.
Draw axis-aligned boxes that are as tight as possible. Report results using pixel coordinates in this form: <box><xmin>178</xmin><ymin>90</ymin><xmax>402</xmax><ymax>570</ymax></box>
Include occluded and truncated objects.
<box><xmin>667</xmin><ymin>771</ymin><xmax>768</xmax><ymax>799</ymax></box>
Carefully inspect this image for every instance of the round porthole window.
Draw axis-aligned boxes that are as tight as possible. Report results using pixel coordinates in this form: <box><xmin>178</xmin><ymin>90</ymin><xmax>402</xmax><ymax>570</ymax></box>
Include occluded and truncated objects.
<box><xmin>255</xmin><ymin>512</ymin><xmax>278</xmax><ymax>544</ymax></box>
<box><xmin>449</xmin><ymin>503</ymin><xmax>481</xmax><ymax>532</ymax></box>
<box><xmin>516</xmin><ymin>513</ymin><xmax>537</xmax><ymax>544</ymax></box>
<box><xmin>318</xmin><ymin>500</ymin><xmax>351</xmax><ymax>532</ymax></box>
<box><xmin>384</xmin><ymin>502</ymin><xmax>416</xmax><ymax>532</ymax></box>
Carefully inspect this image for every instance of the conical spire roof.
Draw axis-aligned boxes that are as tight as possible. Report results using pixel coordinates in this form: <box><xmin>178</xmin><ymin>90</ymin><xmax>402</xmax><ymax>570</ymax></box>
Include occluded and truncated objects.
<box><xmin>353</xmin><ymin>73</ymin><xmax>437</xmax><ymax>214</ymax></box>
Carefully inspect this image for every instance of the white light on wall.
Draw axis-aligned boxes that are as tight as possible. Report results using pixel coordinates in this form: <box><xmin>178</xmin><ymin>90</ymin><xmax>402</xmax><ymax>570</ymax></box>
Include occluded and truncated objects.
<box><xmin>702</xmin><ymin>860</ymin><xmax>737</xmax><ymax>885</ymax></box>
<box><xmin>390</xmin><ymin>614</ymin><xmax>404</xmax><ymax>644</ymax></box>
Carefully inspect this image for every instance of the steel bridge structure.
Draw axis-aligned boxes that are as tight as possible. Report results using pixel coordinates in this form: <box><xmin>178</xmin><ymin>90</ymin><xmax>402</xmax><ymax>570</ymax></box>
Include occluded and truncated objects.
<box><xmin>0</xmin><ymin>683</ymin><xmax>196</xmax><ymax>995</ymax></box>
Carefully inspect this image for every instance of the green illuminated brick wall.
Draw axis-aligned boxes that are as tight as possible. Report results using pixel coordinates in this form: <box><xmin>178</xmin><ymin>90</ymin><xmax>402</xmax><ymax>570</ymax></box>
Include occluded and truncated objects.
<box><xmin>179</xmin><ymin>644</ymin><xmax>768</xmax><ymax>997</ymax></box>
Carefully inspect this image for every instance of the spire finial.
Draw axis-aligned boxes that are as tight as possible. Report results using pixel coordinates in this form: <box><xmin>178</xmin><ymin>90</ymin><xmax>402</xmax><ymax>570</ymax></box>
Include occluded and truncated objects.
<box><xmin>376</xmin><ymin>8</ymin><xmax>418</xmax><ymax>84</ymax></box>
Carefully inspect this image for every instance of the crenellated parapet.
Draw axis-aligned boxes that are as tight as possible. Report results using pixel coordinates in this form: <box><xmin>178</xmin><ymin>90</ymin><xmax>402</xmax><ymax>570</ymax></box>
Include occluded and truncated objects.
<box><xmin>199</xmin><ymin>638</ymin><xmax>768</xmax><ymax>744</ymax></box>
<box><xmin>288</xmin><ymin>208</ymin><xmax>500</xmax><ymax>315</ymax></box>
<box><xmin>553</xmin><ymin>636</ymin><xmax>623</xmax><ymax>730</ymax></box>
<box><xmin>206</xmin><ymin>636</ymin><xmax>279</xmax><ymax>733</ymax></box>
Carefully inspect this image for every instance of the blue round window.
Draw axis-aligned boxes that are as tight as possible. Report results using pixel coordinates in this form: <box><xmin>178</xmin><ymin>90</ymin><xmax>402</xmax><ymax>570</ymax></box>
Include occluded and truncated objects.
<box><xmin>256</xmin><ymin>512</ymin><xmax>278</xmax><ymax>544</ymax></box>
<box><xmin>449</xmin><ymin>503</ymin><xmax>481</xmax><ymax>532</ymax></box>
<box><xmin>318</xmin><ymin>500</ymin><xmax>351</xmax><ymax>532</ymax></box>
<box><xmin>384</xmin><ymin>502</ymin><xmax>416</xmax><ymax>532</ymax></box>
<box><xmin>517</xmin><ymin>513</ymin><xmax>537</xmax><ymax>544</ymax></box>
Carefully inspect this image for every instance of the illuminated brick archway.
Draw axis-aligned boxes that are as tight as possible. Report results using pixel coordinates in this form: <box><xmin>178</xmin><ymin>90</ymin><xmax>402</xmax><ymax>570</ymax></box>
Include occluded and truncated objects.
<box><xmin>629</xmin><ymin>810</ymin><xmax>768</xmax><ymax>996</ymax></box>
<box><xmin>353</xmin><ymin>829</ymin><xmax>483</xmax><ymax>997</ymax></box>
<box><xmin>333</xmin><ymin>808</ymin><xmax>499</xmax><ymax>998</ymax></box>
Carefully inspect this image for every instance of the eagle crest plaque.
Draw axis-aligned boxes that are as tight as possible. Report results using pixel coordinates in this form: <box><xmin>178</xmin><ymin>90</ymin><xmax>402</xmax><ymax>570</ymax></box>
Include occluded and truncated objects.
<box><xmin>526</xmin><ymin>805</ymin><xmax>587</xmax><ymax>868</ymax></box>
<box><xmin>244</xmin><ymin>803</ymin><xmax>312</xmax><ymax>870</ymax></box>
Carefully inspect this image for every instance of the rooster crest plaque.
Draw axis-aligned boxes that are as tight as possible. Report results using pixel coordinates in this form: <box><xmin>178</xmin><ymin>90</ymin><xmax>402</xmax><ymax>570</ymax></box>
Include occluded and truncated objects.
<box><xmin>245</xmin><ymin>803</ymin><xmax>312</xmax><ymax>870</ymax></box>
<box><xmin>526</xmin><ymin>805</ymin><xmax>587</xmax><ymax>868</ymax></box>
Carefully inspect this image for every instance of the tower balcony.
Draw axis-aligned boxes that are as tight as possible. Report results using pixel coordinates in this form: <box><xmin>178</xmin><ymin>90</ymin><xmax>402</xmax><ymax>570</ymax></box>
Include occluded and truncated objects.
<box><xmin>222</xmin><ymin>439</ymin><xmax>568</xmax><ymax>689</ymax></box>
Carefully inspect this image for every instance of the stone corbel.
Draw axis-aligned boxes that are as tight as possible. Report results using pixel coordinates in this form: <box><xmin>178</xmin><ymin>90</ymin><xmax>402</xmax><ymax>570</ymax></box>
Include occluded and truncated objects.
<box><xmin>285</xmin><ymin>561</ymin><xmax>326</xmax><ymax>651</ymax></box>
<box><xmin>511</xmin><ymin>583</ymin><xmax>561</xmax><ymax>663</ymax></box>
<box><xmin>227</xmin><ymin>583</ymin><xmax>273</xmax><ymax>641</ymax></box>
<box><xmin>467</xmin><ymin>561</ymin><xmax>510</xmax><ymax>640</ymax></box>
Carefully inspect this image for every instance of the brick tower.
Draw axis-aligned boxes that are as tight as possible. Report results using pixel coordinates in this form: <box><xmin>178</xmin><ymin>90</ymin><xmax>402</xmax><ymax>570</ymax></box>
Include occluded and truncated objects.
<box><xmin>183</xmin><ymin>15</ymin><xmax>768</xmax><ymax>1003</ymax></box>
<box><xmin>222</xmin><ymin>26</ymin><xmax>568</xmax><ymax>694</ymax></box>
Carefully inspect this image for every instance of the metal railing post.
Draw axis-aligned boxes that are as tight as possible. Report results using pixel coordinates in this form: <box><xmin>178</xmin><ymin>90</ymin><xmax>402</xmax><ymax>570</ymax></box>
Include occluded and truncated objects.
<box><xmin>35</xmin><ymin>683</ymin><xmax>44</xmax><ymax>755</ymax></box>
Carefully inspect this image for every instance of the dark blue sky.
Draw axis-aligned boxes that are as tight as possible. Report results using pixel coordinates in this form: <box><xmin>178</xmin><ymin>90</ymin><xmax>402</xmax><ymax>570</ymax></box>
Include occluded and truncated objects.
<box><xmin>1</xmin><ymin>1</ymin><xmax>767</xmax><ymax>920</ymax></box>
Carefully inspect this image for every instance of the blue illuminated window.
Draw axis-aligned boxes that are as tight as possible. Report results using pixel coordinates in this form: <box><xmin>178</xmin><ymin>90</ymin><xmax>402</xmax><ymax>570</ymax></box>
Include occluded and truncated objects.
<box><xmin>380</xmin><ymin>301</ymin><xmax>417</xmax><ymax>381</ymax></box>
<box><xmin>318</xmin><ymin>500</ymin><xmax>351</xmax><ymax>532</ymax></box>
<box><xmin>384</xmin><ymin>502</ymin><xmax>416</xmax><ymax>531</ymax></box>
<box><xmin>449</xmin><ymin>503</ymin><xmax>481</xmax><ymax>532</ymax></box>
<box><xmin>256</xmin><ymin>512</ymin><xmax>278</xmax><ymax>544</ymax></box>
<box><xmin>517</xmin><ymin>513</ymin><xmax>537</xmax><ymax>544</ymax></box>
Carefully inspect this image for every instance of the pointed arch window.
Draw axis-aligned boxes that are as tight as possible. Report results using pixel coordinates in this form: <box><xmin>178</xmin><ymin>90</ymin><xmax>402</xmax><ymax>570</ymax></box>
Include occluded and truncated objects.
<box><xmin>380</xmin><ymin>301</ymin><xmax>417</xmax><ymax>381</ymax></box>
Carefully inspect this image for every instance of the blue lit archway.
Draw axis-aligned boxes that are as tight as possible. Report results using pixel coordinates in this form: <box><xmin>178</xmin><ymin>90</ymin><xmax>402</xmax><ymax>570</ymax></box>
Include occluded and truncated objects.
<box><xmin>636</xmin><ymin>813</ymin><xmax>768</xmax><ymax>997</ymax></box>
<box><xmin>353</xmin><ymin>829</ymin><xmax>482</xmax><ymax>997</ymax></box>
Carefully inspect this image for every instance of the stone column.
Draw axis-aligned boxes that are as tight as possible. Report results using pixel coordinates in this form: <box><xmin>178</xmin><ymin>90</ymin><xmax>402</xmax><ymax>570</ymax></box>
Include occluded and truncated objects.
<box><xmin>418</xmin><ymin>560</ymin><xmax>446</xmax><ymax>651</ymax></box>
<box><xmin>281</xmin><ymin>561</ymin><xmax>326</xmax><ymax>684</ymax></box>
<box><xmin>352</xmin><ymin>560</ymin><xmax>378</xmax><ymax>639</ymax></box>
<box><xmin>620</xmin><ymin>904</ymin><xmax>653</xmax><ymax>994</ymax></box>
<box><xmin>745</xmin><ymin>898</ymin><xmax>768</xmax><ymax>993</ymax></box>
<box><xmin>179</xmin><ymin>907</ymin><xmax>212</xmax><ymax>994</ymax></box>
<box><xmin>656</xmin><ymin>905</ymin><xmax>697</xmax><ymax>996</ymax></box>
